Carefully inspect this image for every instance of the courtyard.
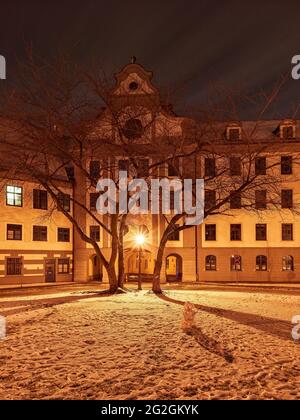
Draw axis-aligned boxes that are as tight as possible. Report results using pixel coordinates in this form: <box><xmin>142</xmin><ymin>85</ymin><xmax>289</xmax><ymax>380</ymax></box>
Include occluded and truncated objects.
<box><xmin>0</xmin><ymin>285</ymin><xmax>299</xmax><ymax>400</ymax></box>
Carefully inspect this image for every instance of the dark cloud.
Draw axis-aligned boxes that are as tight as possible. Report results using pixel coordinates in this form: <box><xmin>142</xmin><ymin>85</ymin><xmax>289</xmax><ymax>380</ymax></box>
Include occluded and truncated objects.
<box><xmin>1</xmin><ymin>0</ymin><xmax>300</xmax><ymax>118</ymax></box>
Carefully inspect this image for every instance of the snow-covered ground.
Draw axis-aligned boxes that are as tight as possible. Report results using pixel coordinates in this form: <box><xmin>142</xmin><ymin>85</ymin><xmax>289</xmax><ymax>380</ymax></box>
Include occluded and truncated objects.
<box><xmin>0</xmin><ymin>288</ymin><xmax>299</xmax><ymax>400</ymax></box>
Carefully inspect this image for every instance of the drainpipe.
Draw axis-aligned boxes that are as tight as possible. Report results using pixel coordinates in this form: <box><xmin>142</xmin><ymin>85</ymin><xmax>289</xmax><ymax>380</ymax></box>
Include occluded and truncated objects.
<box><xmin>194</xmin><ymin>153</ymin><xmax>199</xmax><ymax>282</ymax></box>
<box><xmin>72</xmin><ymin>173</ymin><xmax>76</xmax><ymax>283</ymax></box>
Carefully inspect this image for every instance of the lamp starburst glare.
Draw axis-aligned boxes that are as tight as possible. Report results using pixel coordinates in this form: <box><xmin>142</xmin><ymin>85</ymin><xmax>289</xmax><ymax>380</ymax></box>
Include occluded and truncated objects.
<box><xmin>135</xmin><ymin>233</ymin><xmax>145</xmax><ymax>246</ymax></box>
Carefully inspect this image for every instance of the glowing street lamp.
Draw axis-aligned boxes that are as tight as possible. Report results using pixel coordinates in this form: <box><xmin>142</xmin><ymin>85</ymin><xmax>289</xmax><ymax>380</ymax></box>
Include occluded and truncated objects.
<box><xmin>135</xmin><ymin>233</ymin><xmax>146</xmax><ymax>291</ymax></box>
<box><xmin>135</xmin><ymin>233</ymin><xmax>145</xmax><ymax>247</ymax></box>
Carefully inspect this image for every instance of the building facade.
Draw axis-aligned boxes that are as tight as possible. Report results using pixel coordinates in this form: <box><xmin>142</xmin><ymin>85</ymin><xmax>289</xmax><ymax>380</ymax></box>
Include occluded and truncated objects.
<box><xmin>0</xmin><ymin>62</ymin><xmax>300</xmax><ymax>285</ymax></box>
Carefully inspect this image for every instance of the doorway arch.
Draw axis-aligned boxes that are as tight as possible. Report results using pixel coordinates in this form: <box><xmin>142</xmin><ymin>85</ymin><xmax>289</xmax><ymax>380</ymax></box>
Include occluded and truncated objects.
<box><xmin>88</xmin><ymin>255</ymin><xmax>103</xmax><ymax>281</ymax></box>
<box><xmin>166</xmin><ymin>254</ymin><xmax>183</xmax><ymax>282</ymax></box>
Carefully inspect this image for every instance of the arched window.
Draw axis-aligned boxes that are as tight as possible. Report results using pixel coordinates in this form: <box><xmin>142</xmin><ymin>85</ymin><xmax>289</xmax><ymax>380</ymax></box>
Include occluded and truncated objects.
<box><xmin>123</xmin><ymin>118</ymin><xmax>143</xmax><ymax>139</ymax></box>
<box><xmin>231</xmin><ymin>255</ymin><xmax>242</xmax><ymax>271</ymax></box>
<box><xmin>282</xmin><ymin>255</ymin><xmax>294</xmax><ymax>271</ymax></box>
<box><xmin>205</xmin><ymin>255</ymin><xmax>217</xmax><ymax>271</ymax></box>
<box><xmin>256</xmin><ymin>255</ymin><xmax>268</xmax><ymax>271</ymax></box>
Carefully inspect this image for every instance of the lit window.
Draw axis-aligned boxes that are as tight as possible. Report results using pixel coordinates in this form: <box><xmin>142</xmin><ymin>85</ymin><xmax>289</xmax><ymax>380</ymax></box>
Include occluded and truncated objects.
<box><xmin>231</xmin><ymin>255</ymin><xmax>242</xmax><ymax>271</ymax></box>
<box><xmin>58</xmin><ymin>259</ymin><xmax>70</xmax><ymax>274</ymax></box>
<box><xmin>256</xmin><ymin>255</ymin><xmax>267</xmax><ymax>271</ymax></box>
<box><xmin>282</xmin><ymin>256</ymin><xmax>294</xmax><ymax>271</ymax></box>
<box><xmin>205</xmin><ymin>255</ymin><xmax>217</xmax><ymax>271</ymax></box>
<box><xmin>7</xmin><ymin>224</ymin><xmax>22</xmax><ymax>240</ymax></box>
<box><xmin>6</xmin><ymin>185</ymin><xmax>22</xmax><ymax>207</ymax></box>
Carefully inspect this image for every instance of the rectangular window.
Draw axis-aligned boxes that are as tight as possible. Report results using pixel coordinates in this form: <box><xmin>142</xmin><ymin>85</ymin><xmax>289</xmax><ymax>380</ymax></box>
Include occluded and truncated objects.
<box><xmin>256</xmin><ymin>224</ymin><xmax>267</xmax><ymax>241</ymax></box>
<box><xmin>255</xmin><ymin>190</ymin><xmax>267</xmax><ymax>209</ymax></box>
<box><xmin>282</xmin><ymin>126</ymin><xmax>294</xmax><ymax>139</ymax></box>
<box><xmin>58</xmin><ymin>258</ymin><xmax>70</xmax><ymax>274</ymax></box>
<box><xmin>204</xmin><ymin>158</ymin><xmax>216</xmax><ymax>177</ymax></box>
<box><xmin>230</xmin><ymin>157</ymin><xmax>241</xmax><ymax>176</ymax></box>
<box><xmin>7</xmin><ymin>224</ymin><xmax>22</xmax><ymax>240</ymax></box>
<box><xmin>282</xmin><ymin>189</ymin><xmax>293</xmax><ymax>209</ymax></box>
<box><xmin>205</xmin><ymin>224</ymin><xmax>216</xmax><ymax>241</ymax></box>
<box><xmin>205</xmin><ymin>190</ymin><xmax>216</xmax><ymax>210</ymax></box>
<box><xmin>118</xmin><ymin>160</ymin><xmax>129</xmax><ymax>172</ymax></box>
<box><xmin>227</xmin><ymin>128</ymin><xmax>241</xmax><ymax>141</ymax></box>
<box><xmin>6</xmin><ymin>185</ymin><xmax>22</xmax><ymax>207</ymax></box>
<box><xmin>6</xmin><ymin>257</ymin><xmax>22</xmax><ymax>275</ymax></box>
<box><xmin>58</xmin><ymin>228</ymin><xmax>70</xmax><ymax>242</ymax></box>
<box><xmin>230</xmin><ymin>224</ymin><xmax>241</xmax><ymax>241</ymax></box>
<box><xmin>90</xmin><ymin>193</ymin><xmax>99</xmax><ymax>211</ymax></box>
<box><xmin>255</xmin><ymin>157</ymin><xmax>266</xmax><ymax>175</ymax></box>
<box><xmin>58</xmin><ymin>193</ymin><xmax>71</xmax><ymax>212</ymax></box>
<box><xmin>168</xmin><ymin>224</ymin><xmax>180</xmax><ymax>241</ymax></box>
<box><xmin>168</xmin><ymin>158</ymin><xmax>180</xmax><ymax>177</ymax></box>
<box><xmin>33</xmin><ymin>189</ymin><xmax>48</xmax><ymax>210</ymax></box>
<box><xmin>138</xmin><ymin>159</ymin><xmax>149</xmax><ymax>177</ymax></box>
<box><xmin>89</xmin><ymin>160</ymin><xmax>100</xmax><ymax>179</ymax></box>
<box><xmin>90</xmin><ymin>226</ymin><xmax>100</xmax><ymax>242</ymax></box>
<box><xmin>282</xmin><ymin>224</ymin><xmax>293</xmax><ymax>241</ymax></box>
<box><xmin>170</xmin><ymin>190</ymin><xmax>175</xmax><ymax>210</ymax></box>
<box><xmin>230</xmin><ymin>192</ymin><xmax>242</xmax><ymax>209</ymax></box>
<box><xmin>281</xmin><ymin>156</ymin><xmax>293</xmax><ymax>175</ymax></box>
<box><xmin>33</xmin><ymin>226</ymin><xmax>47</xmax><ymax>242</ymax></box>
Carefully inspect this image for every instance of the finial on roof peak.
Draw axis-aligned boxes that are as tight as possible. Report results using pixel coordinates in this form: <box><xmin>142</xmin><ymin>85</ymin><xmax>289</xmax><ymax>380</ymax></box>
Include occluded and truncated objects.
<box><xmin>131</xmin><ymin>55</ymin><xmax>137</xmax><ymax>64</ymax></box>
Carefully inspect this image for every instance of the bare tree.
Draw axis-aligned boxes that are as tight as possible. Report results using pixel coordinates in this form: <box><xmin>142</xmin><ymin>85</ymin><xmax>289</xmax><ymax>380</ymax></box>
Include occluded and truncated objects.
<box><xmin>1</xmin><ymin>52</ymin><xmax>299</xmax><ymax>294</ymax></box>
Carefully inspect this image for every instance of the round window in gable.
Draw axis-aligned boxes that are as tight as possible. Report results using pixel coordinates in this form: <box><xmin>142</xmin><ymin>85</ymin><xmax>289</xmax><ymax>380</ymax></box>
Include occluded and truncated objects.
<box><xmin>123</xmin><ymin>118</ymin><xmax>143</xmax><ymax>139</ymax></box>
<box><xmin>129</xmin><ymin>81</ymin><xmax>139</xmax><ymax>91</ymax></box>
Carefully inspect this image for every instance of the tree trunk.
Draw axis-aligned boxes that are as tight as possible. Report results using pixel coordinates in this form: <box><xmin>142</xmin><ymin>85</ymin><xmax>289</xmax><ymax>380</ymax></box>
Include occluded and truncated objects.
<box><xmin>118</xmin><ymin>215</ymin><xmax>127</xmax><ymax>289</ymax></box>
<box><xmin>152</xmin><ymin>241</ymin><xmax>167</xmax><ymax>293</ymax></box>
<box><xmin>107</xmin><ymin>264</ymin><xmax>118</xmax><ymax>293</ymax></box>
<box><xmin>152</xmin><ymin>216</ymin><xmax>183</xmax><ymax>293</ymax></box>
<box><xmin>118</xmin><ymin>241</ymin><xmax>125</xmax><ymax>288</ymax></box>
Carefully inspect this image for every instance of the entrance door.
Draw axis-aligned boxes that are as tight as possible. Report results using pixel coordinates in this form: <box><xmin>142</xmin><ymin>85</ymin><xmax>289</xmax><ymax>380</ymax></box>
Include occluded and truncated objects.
<box><xmin>45</xmin><ymin>259</ymin><xmax>56</xmax><ymax>283</ymax></box>
<box><xmin>166</xmin><ymin>254</ymin><xmax>183</xmax><ymax>282</ymax></box>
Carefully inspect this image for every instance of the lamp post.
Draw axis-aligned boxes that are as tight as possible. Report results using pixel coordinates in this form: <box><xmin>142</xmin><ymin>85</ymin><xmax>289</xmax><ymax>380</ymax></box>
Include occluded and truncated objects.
<box><xmin>135</xmin><ymin>233</ymin><xmax>145</xmax><ymax>291</ymax></box>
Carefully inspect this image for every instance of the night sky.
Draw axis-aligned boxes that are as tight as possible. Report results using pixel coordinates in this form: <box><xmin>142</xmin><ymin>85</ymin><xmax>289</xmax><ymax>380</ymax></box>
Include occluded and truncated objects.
<box><xmin>1</xmin><ymin>0</ymin><xmax>300</xmax><ymax>118</ymax></box>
